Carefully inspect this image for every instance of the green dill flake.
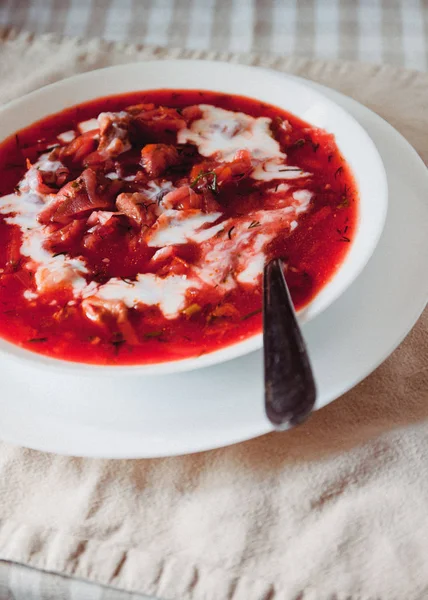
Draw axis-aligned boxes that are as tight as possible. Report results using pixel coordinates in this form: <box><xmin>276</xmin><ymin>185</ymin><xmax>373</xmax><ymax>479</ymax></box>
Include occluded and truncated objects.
<box><xmin>337</xmin><ymin>197</ymin><xmax>350</xmax><ymax>209</ymax></box>
<box><xmin>242</xmin><ymin>308</ymin><xmax>262</xmax><ymax>320</ymax></box>
<box><xmin>144</xmin><ymin>330</ymin><xmax>163</xmax><ymax>339</ymax></box>
<box><xmin>190</xmin><ymin>171</ymin><xmax>218</xmax><ymax>194</ymax></box>
<box><xmin>292</xmin><ymin>139</ymin><xmax>305</xmax><ymax>149</ymax></box>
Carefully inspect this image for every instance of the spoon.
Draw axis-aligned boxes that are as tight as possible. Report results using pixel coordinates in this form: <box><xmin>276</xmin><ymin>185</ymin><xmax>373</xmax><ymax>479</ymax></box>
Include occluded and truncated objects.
<box><xmin>263</xmin><ymin>258</ymin><xmax>317</xmax><ymax>429</ymax></box>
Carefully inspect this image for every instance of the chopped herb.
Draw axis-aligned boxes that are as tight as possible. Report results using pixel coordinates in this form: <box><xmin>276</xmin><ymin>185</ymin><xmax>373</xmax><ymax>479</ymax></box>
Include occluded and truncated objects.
<box><xmin>182</xmin><ymin>303</ymin><xmax>201</xmax><ymax>318</ymax></box>
<box><xmin>312</xmin><ymin>142</ymin><xmax>320</xmax><ymax>152</ymax></box>
<box><xmin>110</xmin><ymin>332</ymin><xmax>126</xmax><ymax>354</ymax></box>
<box><xmin>112</xmin><ymin>340</ymin><xmax>126</xmax><ymax>354</ymax></box>
<box><xmin>138</xmin><ymin>201</ymin><xmax>156</xmax><ymax>211</ymax></box>
<box><xmin>242</xmin><ymin>308</ymin><xmax>262</xmax><ymax>320</ymax></box>
<box><xmin>156</xmin><ymin>190</ymin><xmax>169</xmax><ymax>205</ymax></box>
<box><xmin>144</xmin><ymin>330</ymin><xmax>163</xmax><ymax>339</ymax></box>
<box><xmin>228</xmin><ymin>226</ymin><xmax>235</xmax><ymax>239</ymax></box>
<box><xmin>291</xmin><ymin>138</ymin><xmax>305</xmax><ymax>149</ymax></box>
<box><xmin>344</xmin><ymin>225</ymin><xmax>348</xmax><ymax>234</ymax></box>
<box><xmin>120</xmin><ymin>277</ymin><xmax>134</xmax><ymax>285</ymax></box>
<box><xmin>336</xmin><ymin>228</ymin><xmax>342</xmax><ymax>235</ymax></box>
<box><xmin>220</xmin><ymin>269</ymin><xmax>232</xmax><ymax>284</ymax></box>
<box><xmin>335</xmin><ymin>166</ymin><xmax>344</xmax><ymax>178</ymax></box>
<box><xmin>328</xmin><ymin>154</ymin><xmax>333</xmax><ymax>163</ymax></box>
<box><xmin>190</xmin><ymin>170</ymin><xmax>218</xmax><ymax>194</ymax></box>
<box><xmin>337</xmin><ymin>197</ymin><xmax>350</xmax><ymax>209</ymax></box>
<box><xmin>14</xmin><ymin>185</ymin><xmax>20</xmax><ymax>194</ymax></box>
<box><xmin>339</xmin><ymin>236</ymin><xmax>351</xmax><ymax>242</ymax></box>
<box><xmin>71</xmin><ymin>181</ymin><xmax>80</xmax><ymax>189</ymax></box>
<box><xmin>248</xmin><ymin>220</ymin><xmax>261</xmax><ymax>229</ymax></box>
<box><xmin>279</xmin><ymin>168</ymin><xmax>301</xmax><ymax>172</ymax></box>
<box><xmin>52</xmin><ymin>252</ymin><xmax>65</xmax><ymax>258</ymax></box>
<box><xmin>28</xmin><ymin>337</ymin><xmax>48</xmax><ymax>343</ymax></box>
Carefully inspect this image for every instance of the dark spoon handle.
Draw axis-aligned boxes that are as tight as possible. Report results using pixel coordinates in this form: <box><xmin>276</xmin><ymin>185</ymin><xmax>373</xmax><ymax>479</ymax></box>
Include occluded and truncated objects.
<box><xmin>263</xmin><ymin>258</ymin><xmax>317</xmax><ymax>429</ymax></box>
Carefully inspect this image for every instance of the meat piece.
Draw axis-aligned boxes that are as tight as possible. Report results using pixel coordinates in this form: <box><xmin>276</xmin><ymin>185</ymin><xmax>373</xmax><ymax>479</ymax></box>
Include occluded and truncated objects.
<box><xmin>37</xmin><ymin>196</ymin><xmax>68</xmax><ymax>224</ymax></box>
<box><xmin>140</xmin><ymin>144</ymin><xmax>180</xmax><ymax>178</ymax></box>
<box><xmin>162</xmin><ymin>186</ymin><xmax>202</xmax><ymax>210</ymax></box>
<box><xmin>116</xmin><ymin>192</ymin><xmax>157</xmax><ymax>228</ymax></box>
<box><xmin>181</xmin><ymin>105</ymin><xmax>203</xmax><ymax>124</ymax></box>
<box><xmin>86</xmin><ymin>210</ymin><xmax>116</xmax><ymax>227</ymax></box>
<box><xmin>97</xmin><ymin>111</ymin><xmax>132</xmax><ymax>158</ymax></box>
<box><xmin>150</xmin><ymin>245</ymin><xmax>178</xmax><ymax>265</ymax></box>
<box><xmin>158</xmin><ymin>256</ymin><xmax>190</xmax><ymax>277</ymax></box>
<box><xmin>150</xmin><ymin>246</ymin><xmax>196</xmax><ymax>278</ymax></box>
<box><xmin>125</xmin><ymin>102</ymin><xmax>155</xmax><ymax>115</ymax></box>
<box><xmin>81</xmin><ymin>297</ymin><xmax>138</xmax><ymax>344</ymax></box>
<box><xmin>58</xmin><ymin>131</ymin><xmax>98</xmax><ymax>165</ymax></box>
<box><xmin>200</xmin><ymin>189</ymin><xmax>222</xmax><ymax>213</ymax></box>
<box><xmin>43</xmin><ymin>219</ymin><xmax>87</xmax><ymax>253</ymax></box>
<box><xmin>110</xmin><ymin>149</ymin><xmax>140</xmax><ymax>178</ymax></box>
<box><xmin>132</xmin><ymin>106</ymin><xmax>186</xmax><ymax>141</ymax></box>
<box><xmin>35</xmin><ymin>264</ymin><xmax>84</xmax><ymax>294</ymax></box>
<box><xmin>38</xmin><ymin>168</ymin><xmax>122</xmax><ymax>225</ymax></box>
<box><xmin>210</xmin><ymin>303</ymin><xmax>240</xmax><ymax>319</ymax></box>
<box><xmin>190</xmin><ymin>150</ymin><xmax>253</xmax><ymax>193</ymax></box>
<box><xmin>83</xmin><ymin>214</ymin><xmax>129</xmax><ymax>251</ymax></box>
<box><xmin>270</xmin><ymin>116</ymin><xmax>293</xmax><ymax>146</ymax></box>
<box><xmin>82</xmin><ymin>151</ymin><xmax>106</xmax><ymax>168</ymax></box>
<box><xmin>214</xmin><ymin>150</ymin><xmax>253</xmax><ymax>185</ymax></box>
<box><xmin>30</xmin><ymin>170</ymin><xmax>57</xmax><ymax>196</ymax></box>
<box><xmin>39</xmin><ymin>165</ymin><xmax>70</xmax><ymax>189</ymax></box>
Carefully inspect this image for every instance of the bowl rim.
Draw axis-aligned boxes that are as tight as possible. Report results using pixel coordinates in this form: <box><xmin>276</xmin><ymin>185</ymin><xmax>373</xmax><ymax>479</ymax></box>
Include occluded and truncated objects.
<box><xmin>0</xmin><ymin>59</ymin><xmax>388</xmax><ymax>376</ymax></box>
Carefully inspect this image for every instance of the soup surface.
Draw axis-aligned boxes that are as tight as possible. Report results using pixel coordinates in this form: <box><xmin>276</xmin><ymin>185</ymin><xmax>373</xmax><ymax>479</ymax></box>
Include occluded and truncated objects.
<box><xmin>0</xmin><ymin>90</ymin><xmax>357</xmax><ymax>365</ymax></box>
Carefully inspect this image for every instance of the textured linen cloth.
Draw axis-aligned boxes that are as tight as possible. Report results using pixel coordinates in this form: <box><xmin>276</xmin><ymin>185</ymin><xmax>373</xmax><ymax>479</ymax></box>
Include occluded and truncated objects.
<box><xmin>0</xmin><ymin>29</ymin><xmax>427</xmax><ymax>600</ymax></box>
<box><xmin>0</xmin><ymin>0</ymin><xmax>427</xmax><ymax>71</ymax></box>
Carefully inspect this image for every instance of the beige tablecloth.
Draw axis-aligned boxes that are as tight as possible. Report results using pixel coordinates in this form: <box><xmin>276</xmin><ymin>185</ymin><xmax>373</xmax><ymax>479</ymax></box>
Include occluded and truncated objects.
<box><xmin>0</xmin><ymin>29</ymin><xmax>427</xmax><ymax>600</ymax></box>
<box><xmin>1</xmin><ymin>1</ymin><xmax>427</xmax><ymax>71</ymax></box>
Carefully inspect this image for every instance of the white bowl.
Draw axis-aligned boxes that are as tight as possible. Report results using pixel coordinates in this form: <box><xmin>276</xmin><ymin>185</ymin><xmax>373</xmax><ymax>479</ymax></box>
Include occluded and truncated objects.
<box><xmin>0</xmin><ymin>60</ymin><xmax>388</xmax><ymax>375</ymax></box>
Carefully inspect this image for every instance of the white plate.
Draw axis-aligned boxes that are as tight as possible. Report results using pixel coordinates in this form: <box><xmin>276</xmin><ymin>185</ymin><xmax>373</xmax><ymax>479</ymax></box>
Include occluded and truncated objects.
<box><xmin>0</xmin><ymin>76</ymin><xmax>426</xmax><ymax>458</ymax></box>
<box><xmin>0</xmin><ymin>61</ymin><xmax>387</xmax><ymax>375</ymax></box>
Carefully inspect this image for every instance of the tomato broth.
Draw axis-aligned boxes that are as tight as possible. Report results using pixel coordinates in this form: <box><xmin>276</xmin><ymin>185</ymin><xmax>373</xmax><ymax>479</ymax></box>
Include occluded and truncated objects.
<box><xmin>0</xmin><ymin>90</ymin><xmax>357</xmax><ymax>364</ymax></box>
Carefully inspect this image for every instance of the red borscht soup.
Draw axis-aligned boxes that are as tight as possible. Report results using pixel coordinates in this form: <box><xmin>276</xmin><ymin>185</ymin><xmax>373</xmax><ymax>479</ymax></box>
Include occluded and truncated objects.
<box><xmin>0</xmin><ymin>90</ymin><xmax>357</xmax><ymax>365</ymax></box>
